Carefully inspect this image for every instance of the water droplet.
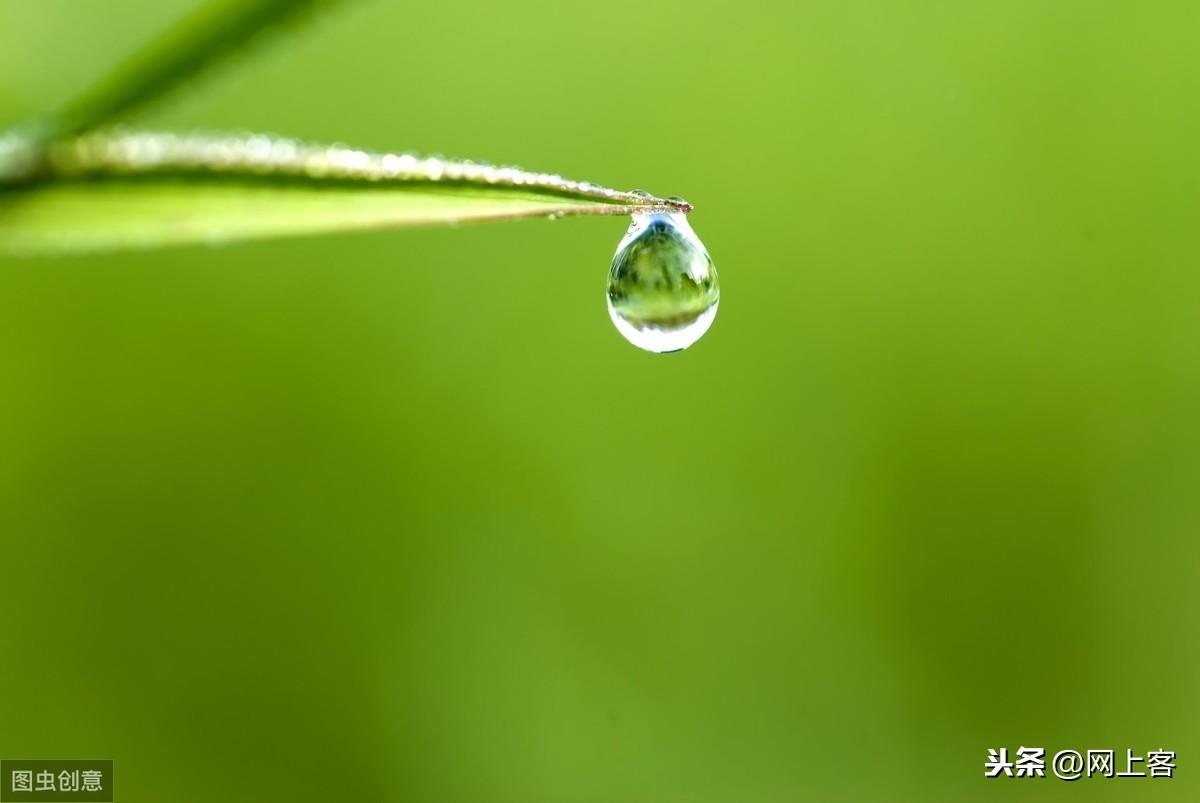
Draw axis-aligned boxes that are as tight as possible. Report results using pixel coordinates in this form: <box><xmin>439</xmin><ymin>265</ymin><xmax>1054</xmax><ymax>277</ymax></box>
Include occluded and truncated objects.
<box><xmin>606</xmin><ymin>212</ymin><xmax>719</xmax><ymax>353</ymax></box>
<box><xmin>630</xmin><ymin>188</ymin><xmax>654</xmax><ymax>198</ymax></box>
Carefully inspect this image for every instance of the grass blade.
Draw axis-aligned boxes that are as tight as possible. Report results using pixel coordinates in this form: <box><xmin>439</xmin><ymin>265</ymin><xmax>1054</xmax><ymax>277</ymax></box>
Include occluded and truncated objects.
<box><xmin>0</xmin><ymin>131</ymin><xmax>692</xmax><ymax>255</ymax></box>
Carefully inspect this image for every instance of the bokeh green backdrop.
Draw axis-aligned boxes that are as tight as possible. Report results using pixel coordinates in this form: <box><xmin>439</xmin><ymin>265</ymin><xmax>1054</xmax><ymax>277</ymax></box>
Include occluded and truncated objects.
<box><xmin>1</xmin><ymin>1</ymin><xmax>1197</xmax><ymax>800</ymax></box>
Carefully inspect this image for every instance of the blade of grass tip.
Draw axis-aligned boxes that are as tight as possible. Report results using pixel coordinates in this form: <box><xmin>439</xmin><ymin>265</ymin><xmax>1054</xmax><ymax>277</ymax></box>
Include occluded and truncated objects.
<box><xmin>40</xmin><ymin>0</ymin><xmax>341</xmax><ymax>143</ymax></box>
<box><xmin>42</xmin><ymin>130</ymin><xmax>694</xmax><ymax>215</ymax></box>
<box><xmin>0</xmin><ymin>130</ymin><xmax>697</xmax><ymax>255</ymax></box>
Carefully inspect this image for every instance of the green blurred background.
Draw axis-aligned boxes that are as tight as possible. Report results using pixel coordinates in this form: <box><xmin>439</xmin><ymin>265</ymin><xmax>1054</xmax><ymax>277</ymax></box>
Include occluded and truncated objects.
<box><xmin>1</xmin><ymin>1</ymin><xmax>1197</xmax><ymax>800</ymax></box>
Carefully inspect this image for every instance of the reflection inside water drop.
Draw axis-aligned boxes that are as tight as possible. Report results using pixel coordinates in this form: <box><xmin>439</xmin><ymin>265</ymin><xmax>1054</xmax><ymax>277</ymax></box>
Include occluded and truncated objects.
<box><xmin>606</xmin><ymin>211</ymin><xmax>719</xmax><ymax>353</ymax></box>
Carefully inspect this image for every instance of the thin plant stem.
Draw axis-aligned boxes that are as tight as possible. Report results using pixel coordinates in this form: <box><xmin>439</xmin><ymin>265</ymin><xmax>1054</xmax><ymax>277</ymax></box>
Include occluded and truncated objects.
<box><xmin>39</xmin><ymin>0</ymin><xmax>339</xmax><ymax>143</ymax></box>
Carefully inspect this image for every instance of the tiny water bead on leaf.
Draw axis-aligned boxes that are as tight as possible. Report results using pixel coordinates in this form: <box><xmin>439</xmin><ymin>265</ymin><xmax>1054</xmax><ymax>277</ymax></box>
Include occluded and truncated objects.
<box><xmin>606</xmin><ymin>209</ymin><xmax>719</xmax><ymax>353</ymax></box>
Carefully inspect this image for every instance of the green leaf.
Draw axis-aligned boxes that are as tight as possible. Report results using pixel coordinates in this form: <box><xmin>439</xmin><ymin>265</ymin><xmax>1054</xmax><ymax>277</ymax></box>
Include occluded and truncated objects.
<box><xmin>0</xmin><ymin>132</ymin><xmax>691</xmax><ymax>255</ymax></box>
<box><xmin>0</xmin><ymin>0</ymin><xmax>697</xmax><ymax>257</ymax></box>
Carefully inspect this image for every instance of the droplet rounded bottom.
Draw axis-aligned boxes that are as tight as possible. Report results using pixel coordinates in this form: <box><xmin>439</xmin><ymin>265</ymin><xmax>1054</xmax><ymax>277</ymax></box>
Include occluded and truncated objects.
<box><xmin>606</xmin><ymin>296</ymin><xmax>718</xmax><ymax>353</ymax></box>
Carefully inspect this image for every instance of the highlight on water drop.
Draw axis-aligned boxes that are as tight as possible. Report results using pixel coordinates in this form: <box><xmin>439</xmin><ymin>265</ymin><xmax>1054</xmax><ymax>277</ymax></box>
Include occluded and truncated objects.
<box><xmin>606</xmin><ymin>211</ymin><xmax>719</xmax><ymax>353</ymax></box>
